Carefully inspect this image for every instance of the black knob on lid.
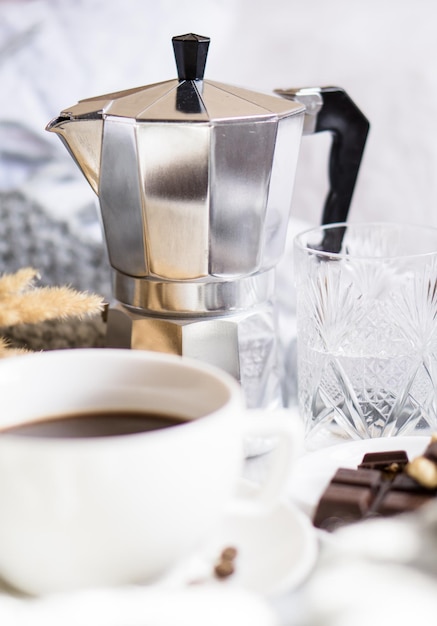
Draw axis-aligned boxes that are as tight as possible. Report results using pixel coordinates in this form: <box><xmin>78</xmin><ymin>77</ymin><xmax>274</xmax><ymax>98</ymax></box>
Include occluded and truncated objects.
<box><xmin>172</xmin><ymin>33</ymin><xmax>210</xmax><ymax>81</ymax></box>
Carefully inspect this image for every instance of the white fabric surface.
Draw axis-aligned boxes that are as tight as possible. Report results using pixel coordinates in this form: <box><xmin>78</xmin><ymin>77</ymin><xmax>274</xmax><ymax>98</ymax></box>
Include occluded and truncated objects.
<box><xmin>0</xmin><ymin>584</ymin><xmax>278</xmax><ymax>626</ymax></box>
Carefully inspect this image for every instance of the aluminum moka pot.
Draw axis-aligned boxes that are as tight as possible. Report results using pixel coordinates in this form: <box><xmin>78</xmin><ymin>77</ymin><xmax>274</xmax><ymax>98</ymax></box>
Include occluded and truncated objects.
<box><xmin>46</xmin><ymin>33</ymin><xmax>369</xmax><ymax>410</ymax></box>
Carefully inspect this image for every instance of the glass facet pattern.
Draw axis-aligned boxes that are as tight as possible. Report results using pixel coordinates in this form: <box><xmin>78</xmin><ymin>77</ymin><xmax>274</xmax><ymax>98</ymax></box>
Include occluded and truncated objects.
<box><xmin>294</xmin><ymin>223</ymin><xmax>437</xmax><ymax>442</ymax></box>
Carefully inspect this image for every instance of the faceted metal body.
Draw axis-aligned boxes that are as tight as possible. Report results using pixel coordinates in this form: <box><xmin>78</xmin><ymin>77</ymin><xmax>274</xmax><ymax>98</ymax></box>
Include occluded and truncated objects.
<box><xmin>47</xmin><ymin>80</ymin><xmax>304</xmax><ymax>302</ymax></box>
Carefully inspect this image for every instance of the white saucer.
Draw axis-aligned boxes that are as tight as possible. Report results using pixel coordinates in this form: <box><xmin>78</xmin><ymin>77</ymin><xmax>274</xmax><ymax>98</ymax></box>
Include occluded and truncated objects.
<box><xmin>287</xmin><ymin>436</ymin><xmax>430</xmax><ymax>519</ymax></box>
<box><xmin>161</xmin><ymin>479</ymin><xmax>318</xmax><ymax>597</ymax></box>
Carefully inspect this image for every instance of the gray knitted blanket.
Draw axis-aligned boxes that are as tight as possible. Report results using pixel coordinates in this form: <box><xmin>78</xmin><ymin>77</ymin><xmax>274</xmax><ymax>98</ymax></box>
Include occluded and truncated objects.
<box><xmin>0</xmin><ymin>190</ymin><xmax>112</xmax><ymax>352</ymax></box>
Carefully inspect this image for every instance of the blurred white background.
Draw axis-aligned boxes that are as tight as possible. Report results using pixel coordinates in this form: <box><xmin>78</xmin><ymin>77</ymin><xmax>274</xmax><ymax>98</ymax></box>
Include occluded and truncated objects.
<box><xmin>1</xmin><ymin>0</ymin><xmax>437</xmax><ymax>233</ymax></box>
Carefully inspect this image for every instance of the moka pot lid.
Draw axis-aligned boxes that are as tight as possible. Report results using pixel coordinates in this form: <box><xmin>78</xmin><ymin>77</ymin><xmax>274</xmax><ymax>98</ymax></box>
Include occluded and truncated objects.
<box><xmin>53</xmin><ymin>33</ymin><xmax>304</xmax><ymax>124</ymax></box>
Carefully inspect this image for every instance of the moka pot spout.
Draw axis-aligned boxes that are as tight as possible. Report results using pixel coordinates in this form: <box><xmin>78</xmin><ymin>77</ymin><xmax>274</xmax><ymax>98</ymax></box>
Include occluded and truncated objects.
<box><xmin>46</xmin><ymin>113</ymin><xmax>103</xmax><ymax>195</ymax></box>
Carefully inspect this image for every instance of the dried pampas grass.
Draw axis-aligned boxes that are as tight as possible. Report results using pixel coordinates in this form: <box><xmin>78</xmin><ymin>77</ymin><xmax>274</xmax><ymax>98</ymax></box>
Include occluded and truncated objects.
<box><xmin>0</xmin><ymin>267</ymin><xmax>105</xmax><ymax>358</ymax></box>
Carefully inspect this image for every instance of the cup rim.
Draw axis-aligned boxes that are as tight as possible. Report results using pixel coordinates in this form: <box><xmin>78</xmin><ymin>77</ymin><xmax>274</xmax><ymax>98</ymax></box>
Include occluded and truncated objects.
<box><xmin>293</xmin><ymin>221</ymin><xmax>437</xmax><ymax>261</ymax></box>
<box><xmin>0</xmin><ymin>348</ymin><xmax>243</xmax><ymax>444</ymax></box>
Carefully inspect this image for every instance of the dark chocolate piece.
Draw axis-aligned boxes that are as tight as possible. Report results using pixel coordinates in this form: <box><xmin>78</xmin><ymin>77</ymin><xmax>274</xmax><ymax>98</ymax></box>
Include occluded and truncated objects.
<box><xmin>313</xmin><ymin>484</ymin><xmax>375</xmax><ymax>531</ymax></box>
<box><xmin>378</xmin><ymin>491</ymin><xmax>433</xmax><ymax>515</ymax></box>
<box><xmin>332</xmin><ymin>467</ymin><xmax>382</xmax><ymax>489</ymax></box>
<box><xmin>313</xmin><ymin>444</ymin><xmax>437</xmax><ymax>531</ymax></box>
<box><xmin>391</xmin><ymin>473</ymin><xmax>436</xmax><ymax>493</ymax></box>
<box><xmin>358</xmin><ymin>450</ymin><xmax>409</xmax><ymax>472</ymax></box>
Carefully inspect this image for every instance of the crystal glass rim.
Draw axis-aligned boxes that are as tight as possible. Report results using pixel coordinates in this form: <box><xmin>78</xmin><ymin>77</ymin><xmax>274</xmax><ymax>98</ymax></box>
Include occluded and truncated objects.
<box><xmin>294</xmin><ymin>221</ymin><xmax>437</xmax><ymax>261</ymax></box>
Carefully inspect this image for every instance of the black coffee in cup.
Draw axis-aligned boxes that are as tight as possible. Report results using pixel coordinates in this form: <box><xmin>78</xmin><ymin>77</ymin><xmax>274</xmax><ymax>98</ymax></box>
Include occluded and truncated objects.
<box><xmin>0</xmin><ymin>411</ymin><xmax>187</xmax><ymax>438</ymax></box>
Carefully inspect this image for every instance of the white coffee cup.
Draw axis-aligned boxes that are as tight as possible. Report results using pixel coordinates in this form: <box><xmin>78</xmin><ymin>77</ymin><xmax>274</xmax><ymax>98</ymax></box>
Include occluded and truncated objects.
<box><xmin>0</xmin><ymin>348</ymin><xmax>302</xmax><ymax>595</ymax></box>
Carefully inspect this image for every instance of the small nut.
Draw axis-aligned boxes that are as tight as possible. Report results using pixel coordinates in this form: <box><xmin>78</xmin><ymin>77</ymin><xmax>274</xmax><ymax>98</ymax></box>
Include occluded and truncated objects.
<box><xmin>406</xmin><ymin>457</ymin><xmax>437</xmax><ymax>489</ymax></box>
<box><xmin>385</xmin><ymin>462</ymin><xmax>400</xmax><ymax>473</ymax></box>
<box><xmin>221</xmin><ymin>546</ymin><xmax>238</xmax><ymax>561</ymax></box>
<box><xmin>213</xmin><ymin>546</ymin><xmax>238</xmax><ymax>579</ymax></box>
<box><xmin>214</xmin><ymin>559</ymin><xmax>235</xmax><ymax>579</ymax></box>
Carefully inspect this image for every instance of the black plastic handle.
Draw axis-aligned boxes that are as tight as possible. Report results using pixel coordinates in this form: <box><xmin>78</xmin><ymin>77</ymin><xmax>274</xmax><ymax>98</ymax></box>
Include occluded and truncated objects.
<box><xmin>315</xmin><ymin>87</ymin><xmax>370</xmax><ymax>226</ymax></box>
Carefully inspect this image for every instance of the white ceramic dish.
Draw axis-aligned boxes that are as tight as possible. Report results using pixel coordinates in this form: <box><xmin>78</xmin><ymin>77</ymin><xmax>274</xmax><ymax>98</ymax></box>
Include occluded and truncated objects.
<box><xmin>162</xmin><ymin>479</ymin><xmax>318</xmax><ymax>597</ymax></box>
<box><xmin>287</xmin><ymin>436</ymin><xmax>430</xmax><ymax>519</ymax></box>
